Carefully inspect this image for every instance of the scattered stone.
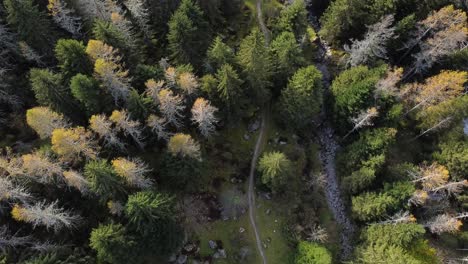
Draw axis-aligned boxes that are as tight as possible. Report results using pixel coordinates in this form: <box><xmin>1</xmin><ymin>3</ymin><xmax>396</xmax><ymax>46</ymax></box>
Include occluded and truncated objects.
<box><xmin>222</xmin><ymin>216</ymin><xmax>229</xmax><ymax>221</ymax></box>
<box><xmin>176</xmin><ymin>255</ymin><xmax>187</xmax><ymax>264</ymax></box>
<box><xmin>278</xmin><ymin>136</ymin><xmax>288</xmax><ymax>145</ymax></box>
<box><xmin>239</xmin><ymin>247</ymin><xmax>250</xmax><ymax>260</ymax></box>
<box><xmin>209</xmin><ymin>240</ymin><xmax>217</xmax><ymax>249</ymax></box>
<box><xmin>273</xmin><ymin>230</ymin><xmax>276</xmax><ymax>233</ymax></box>
<box><xmin>248</xmin><ymin>119</ymin><xmax>260</xmax><ymax>133</ymax></box>
<box><xmin>265</xmin><ymin>209</ymin><xmax>271</xmax><ymax>215</ymax></box>
<box><xmin>239</xmin><ymin>227</ymin><xmax>245</xmax><ymax>233</ymax></box>
<box><xmin>262</xmin><ymin>193</ymin><xmax>272</xmax><ymax>200</ymax></box>
<box><xmin>213</xmin><ymin>249</ymin><xmax>227</xmax><ymax>258</ymax></box>
<box><xmin>274</xmin><ymin>219</ymin><xmax>278</xmax><ymax>223</ymax></box>
<box><xmin>262</xmin><ymin>242</ymin><xmax>268</xmax><ymax>249</ymax></box>
<box><xmin>267</xmin><ymin>237</ymin><xmax>272</xmax><ymax>243</ymax></box>
<box><xmin>183</xmin><ymin>243</ymin><xmax>195</xmax><ymax>252</ymax></box>
<box><xmin>168</xmin><ymin>254</ymin><xmax>176</xmax><ymax>262</ymax></box>
<box><xmin>243</xmin><ymin>134</ymin><xmax>250</xmax><ymax>141</ymax></box>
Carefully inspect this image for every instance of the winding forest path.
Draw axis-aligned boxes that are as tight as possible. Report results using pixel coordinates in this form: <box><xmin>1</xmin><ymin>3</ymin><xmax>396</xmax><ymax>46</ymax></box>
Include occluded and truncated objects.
<box><xmin>247</xmin><ymin>1</ymin><xmax>270</xmax><ymax>264</ymax></box>
<box><xmin>314</xmin><ymin>36</ymin><xmax>356</xmax><ymax>259</ymax></box>
<box><xmin>247</xmin><ymin>111</ymin><xmax>267</xmax><ymax>264</ymax></box>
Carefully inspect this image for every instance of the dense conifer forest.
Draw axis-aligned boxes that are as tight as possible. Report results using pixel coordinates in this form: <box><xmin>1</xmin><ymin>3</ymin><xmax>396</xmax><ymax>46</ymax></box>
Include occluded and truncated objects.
<box><xmin>0</xmin><ymin>0</ymin><xmax>467</xmax><ymax>263</ymax></box>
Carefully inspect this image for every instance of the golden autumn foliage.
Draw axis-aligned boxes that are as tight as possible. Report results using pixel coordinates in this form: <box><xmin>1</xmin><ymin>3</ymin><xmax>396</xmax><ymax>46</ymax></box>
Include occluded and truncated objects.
<box><xmin>419</xmin><ymin>163</ymin><xmax>449</xmax><ymax>190</ymax></box>
<box><xmin>111</xmin><ymin>157</ymin><xmax>152</xmax><ymax>188</ymax></box>
<box><xmin>11</xmin><ymin>204</ymin><xmax>27</xmax><ymax>222</ymax></box>
<box><xmin>21</xmin><ymin>152</ymin><xmax>62</xmax><ymax>183</ymax></box>
<box><xmin>165</xmin><ymin>67</ymin><xmax>177</xmax><ymax>86</ymax></box>
<box><xmin>85</xmin><ymin>40</ymin><xmax>118</xmax><ymax>61</ymax></box>
<box><xmin>191</xmin><ymin>98</ymin><xmax>218</xmax><ymax>137</ymax></box>
<box><xmin>168</xmin><ymin>133</ymin><xmax>201</xmax><ymax>160</ymax></box>
<box><xmin>402</xmin><ymin>71</ymin><xmax>467</xmax><ymax>115</ymax></box>
<box><xmin>177</xmin><ymin>72</ymin><xmax>199</xmax><ymax>94</ymax></box>
<box><xmin>51</xmin><ymin>127</ymin><xmax>98</xmax><ymax>161</ymax></box>
<box><xmin>145</xmin><ymin>79</ymin><xmax>165</xmax><ymax>104</ymax></box>
<box><xmin>26</xmin><ymin>107</ymin><xmax>67</xmax><ymax>139</ymax></box>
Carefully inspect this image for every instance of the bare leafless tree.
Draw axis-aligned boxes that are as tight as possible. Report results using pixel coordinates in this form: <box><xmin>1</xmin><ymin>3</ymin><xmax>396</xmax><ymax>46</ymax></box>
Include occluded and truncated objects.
<box><xmin>191</xmin><ymin>98</ymin><xmax>218</xmax><ymax>138</ymax></box>
<box><xmin>374</xmin><ymin>67</ymin><xmax>403</xmax><ymax>100</ymax></box>
<box><xmin>158</xmin><ymin>89</ymin><xmax>185</xmax><ymax>128</ymax></box>
<box><xmin>0</xmin><ymin>178</ymin><xmax>32</xmax><ymax>203</ymax></box>
<box><xmin>305</xmin><ymin>225</ymin><xmax>329</xmax><ymax>243</ymax></box>
<box><xmin>48</xmin><ymin>0</ymin><xmax>82</xmax><ymax>37</ymax></box>
<box><xmin>0</xmin><ymin>226</ymin><xmax>32</xmax><ymax>252</ymax></box>
<box><xmin>145</xmin><ymin>79</ymin><xmax>165</xmax><ymax>105</ymax></box>
<box><xmin>343</xmin><ymin>107</ymin><xmax>379</xmax><ymax>139</ymax></box>
<box><xmin>111</xmin><ymin>157</ymin><xmax>153</xmax><ymax>189</ymax></box>
<box><xmin>380</xmin><ymin>211</ymin><xmax>416</xmax><ymax>225</ymax></box>
<box><xmin>89</xmin><ymin>114</ymin><xmax>125</xmax><ymax>150</ymax></box>
<box><xmin>345</xmin><ymin>15</ymin><xmax>396</xmax><ymax>66</ymax></box>
<box><xmin>146</xmin><ymin>114</ymin><xmax>170</xmax><ymax>140</ymax></box>
<box><xmin>12</xmin><ymin>201</ymin><xmax>80</xmax><ymax>232</ymax></box>
<box><xmin>107</xmin><ymin>200</ymin><xmax>124</xmax><ymax>216</ymax></box>
<box><xmin>124</xmin><ymin>0</ymin><xmax>152</xmax><ymax>39</ymax></box>
<box><xmin>110</xmin><ymin>110</ymin><xmax>145</xmax><ymax>148</ymax></box>
<box><xmin>63</xmin><ymin>170</ymin><xmax>90</xmax><ymax>194</ymax></box>
<box><xmin>426</xmin><ymin>213</ymin><xmax>463</xmax><ymax>234</ymax></box>
<box><xmin>21</xmin><ymin>152</ymin><xmax>63</xmax><ymax>184</ymax></box>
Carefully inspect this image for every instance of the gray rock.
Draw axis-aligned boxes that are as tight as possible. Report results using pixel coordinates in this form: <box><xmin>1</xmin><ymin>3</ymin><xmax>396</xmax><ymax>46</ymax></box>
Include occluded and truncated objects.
<box><xmin>176</xmin><ymin>255</ymin><xmax>187</xmax><ymax>264</ymax></box>
<box><xmin>243</xmin><ymin>134</ymin><xmax>250</xmax><ymax>141</ymax></box>
<box><xmin>265</xmin><ymin>209</ymin><xmax>271</xmax><ymax>215</ymax></box>
<box><xmin>168</xmin><ymin>254</ymin><xmax>176</xmax><ymax>262</ymax></box>
<box><xmin>248</xmin><ymin>119</ymin><xmax>260</xmax><ymax>133</ymax></box>
<box><xmin>239</xmin><ymin>247</ymin><xmax>250</xmax><ymax>260</ymax></box>
<box><xmin>214</xmin><ymin>249</ymin><xmax>227</xmax><ymax>259</ymax></box>
<box><xmin>239</xmin><ymin>227</ymin><xmax>245</xmax><ymax>233</ymax></box>
<box><xmin>183</xmin><ymin>243</ymin><xmax>195</xmax><ymax>252</ymax></box>
<box><xmin>208</xmin><ymin>240</ymin><xmax>217</xmax><ymax>249</ymax></box>
<box><xmin>262</xmin><ymin>193</ymin><xmax>272</xmax><ymax>200</ymax></box>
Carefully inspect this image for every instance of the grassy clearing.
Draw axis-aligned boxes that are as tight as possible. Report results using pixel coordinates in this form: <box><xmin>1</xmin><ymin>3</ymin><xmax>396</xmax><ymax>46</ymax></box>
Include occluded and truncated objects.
<box><xmin>193</xmin><ymin>213</ymin><xmax>260</xmax><ymax>263</ymax></box>
<box><xmin>256</xmin><ymin>198</ymin><xmax>295</xmax><ymax>264</ymax></box>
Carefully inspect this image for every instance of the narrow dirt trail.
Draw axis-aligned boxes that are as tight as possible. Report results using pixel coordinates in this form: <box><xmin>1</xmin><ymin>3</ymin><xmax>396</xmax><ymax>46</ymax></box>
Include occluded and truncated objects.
<box><xmin>247</xmin><ymin>112</ymin><xmax>267</xmax><ymax>264</ymax></box>
<box><xmin>247</xmin><ymin>1</ymin><xmax>270</xmax><ymax>263</ymax></box>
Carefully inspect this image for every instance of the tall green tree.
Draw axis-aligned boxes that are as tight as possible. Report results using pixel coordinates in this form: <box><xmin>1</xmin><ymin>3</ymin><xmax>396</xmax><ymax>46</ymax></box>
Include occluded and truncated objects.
<box><xmin>125</xmin><ymin>191</ymin><xmax>183</xmax><ymax>256</ymax></box>
<box><xmin>215</xmin><ymin>63</ymin><xmax>243</xmax><ymax>115</ymax></box>
<box><xmin>55</xmin><ymin>39</ymin><xmax>92</xmax><ymax>81</ymax></box>
<box><xmin>258</xmin><ymin>151</ymin><xmax>293</xmax><ymax>194</ymax></box>
<box><xmin>295</xmin><ymin>241</ymin><xmax>332</xmax><ymax>264</ymax></box>
<box><xmin>125</xmin><ymin>191</ymin><xmax>174</xmax><ymax>231</ymax></box>
<box><xmin>237</xmin><ymin>28</ymin><xmax>273</xmax><ymax>104</ymax></box>
<box><xmin>270</xmin><ymin>31</ymin><xmax>305</xmax><ymax>83</ymax></box>
<box><xmin>331</xmin><ymin>65</ymin><xmax>386</xmax><ymax>126</ymax></box>
<box><xmin>167</xmin><ymin>0</ymin><xmax>211</xmax><ymax>67</ymax></box>
<box><xmin>275</xmin><ymin>0</ymin><xmax>308</xmax><ymax>38</ymax></box>
<box><xmin>70</xmin><ymin>74</ymin><xmax>103</xmax><ymax>115</ymax></box>
<box><xmin>206</xmin><ymin>36</ymin><xmax>235</xmax><ymax>72</ymax></box>
<box><xmin>84</xmin><ymin>160</ymin><xmax>126</xmax><ymax>201</ymax></box>
<box><xmin>279</xmin><ymin>65</ymin><xmax>322</xmax><ymax>130</ymax></box>
<box><xmin>4</xmin><ymin>0</ymin><xmax>55</xmax><ymax>54</ymax></box>
<box><xmin>90</xmin><ymin>223</ymin><xmax>137</xmax><ymax>264</ymax></box>
<box><xmin>29</xmin><ymin>69</ymin><xmax>77</xmax><ymax>116</ymax></box>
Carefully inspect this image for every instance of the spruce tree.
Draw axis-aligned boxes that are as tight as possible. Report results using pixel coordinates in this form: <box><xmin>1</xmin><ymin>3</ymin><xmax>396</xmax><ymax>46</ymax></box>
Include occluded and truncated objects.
<box><xmin>167</xmin><ymin>0</ymin><xmax>211</xmax><ymax>67</ymax></box>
